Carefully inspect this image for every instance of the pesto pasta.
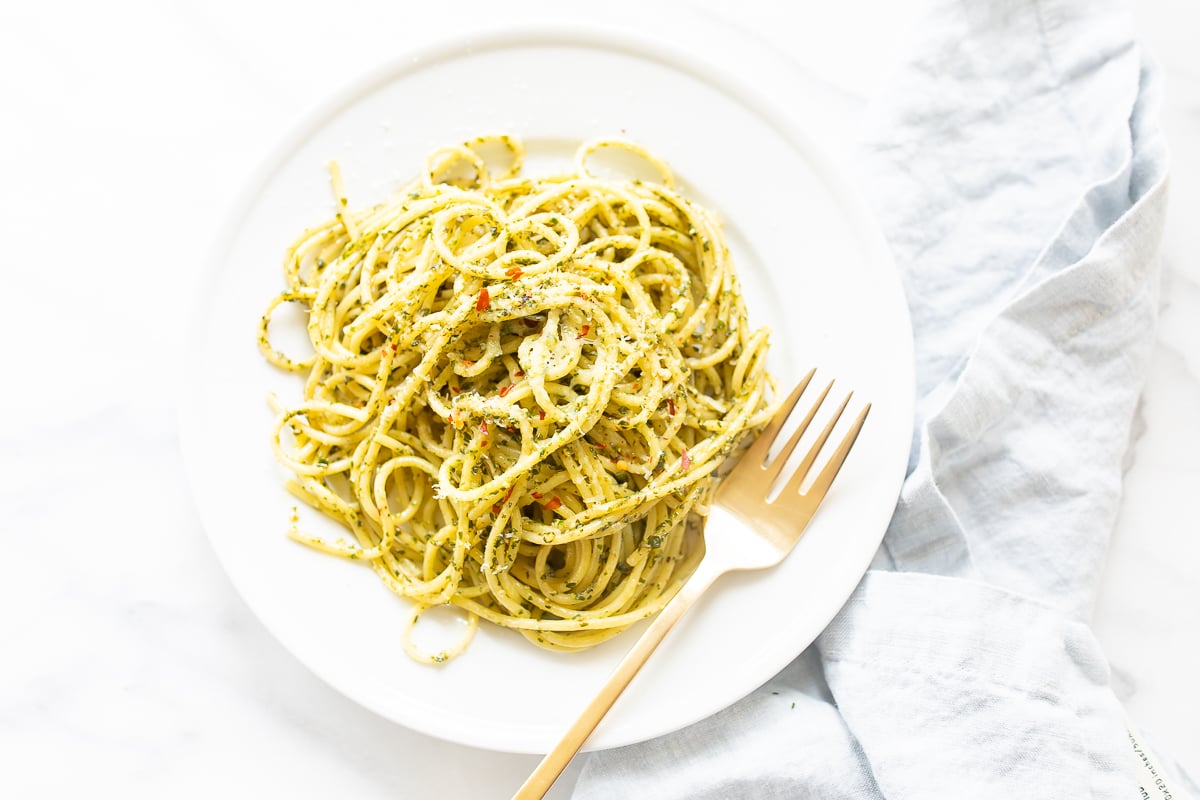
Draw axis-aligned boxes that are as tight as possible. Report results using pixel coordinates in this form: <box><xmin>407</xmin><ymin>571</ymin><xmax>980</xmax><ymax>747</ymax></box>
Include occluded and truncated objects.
<box><xmin>259</xmin><ymin>136</ymin><xmax>774</xmax><ymax>663</ymax></box>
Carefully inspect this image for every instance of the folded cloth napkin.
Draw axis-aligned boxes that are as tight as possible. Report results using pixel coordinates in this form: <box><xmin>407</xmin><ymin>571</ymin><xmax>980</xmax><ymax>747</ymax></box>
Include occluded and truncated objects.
<box><xmin>574</xmin><ymin>1</ymin><xmax>1196</xmax><ymax>797</ymax></box>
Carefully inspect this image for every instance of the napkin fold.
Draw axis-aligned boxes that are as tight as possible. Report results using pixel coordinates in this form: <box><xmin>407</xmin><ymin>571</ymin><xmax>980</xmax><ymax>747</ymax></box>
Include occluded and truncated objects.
<box><xmin>574</xmin><ymin>1</ymin><xmax>1195</xmax><ymax>797</ymax></box>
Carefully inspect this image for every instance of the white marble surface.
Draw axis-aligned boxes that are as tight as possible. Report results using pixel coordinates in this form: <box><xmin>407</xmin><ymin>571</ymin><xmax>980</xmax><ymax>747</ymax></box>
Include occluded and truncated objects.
<box><xmin>0</xmin><ymin>1</ymin><xmax>1195</xmax><ymax>797</ymax></box>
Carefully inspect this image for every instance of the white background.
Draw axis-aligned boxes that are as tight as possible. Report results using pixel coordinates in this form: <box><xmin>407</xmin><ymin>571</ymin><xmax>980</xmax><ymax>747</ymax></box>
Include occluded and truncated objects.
<box><xmin>1</xmin><ymin>1</ymin><xmax>1195</xmax><ymax>797</ymax></box>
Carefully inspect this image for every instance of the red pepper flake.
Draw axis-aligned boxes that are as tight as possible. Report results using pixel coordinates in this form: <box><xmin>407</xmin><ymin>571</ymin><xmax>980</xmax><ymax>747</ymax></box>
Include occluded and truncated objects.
<box><xmin>492</xmin><ymin>486</ymin><xmax>515</xmax><ymax>514</ymax></box>
<box><xmin>667</xmin><ymin>398</ymin><xmax>676</xmax><ymax>416</ymax></box>
<box><xmin>476</xmin><ymin>287</ymin><xmax>490</xmax><ymax>311</ymax></box>
<box><xmin>594</xmin><ymin>441</ymin><xmax>606</xmax><ymax>450</ymax></box>
<box><xmin>451</xmin><ymin>386</ymin><xmax>461</xmax><ymax>394</ymax></box>
<box><xmin>681</xmin><ymin>448</ymin><xmax>691</xmax><ymax>470</ymax></box>
<box><xmin>531</xmin><ymin>491</ymin><xmax>543</xmax><ymax>499</ymax></box>
<box><xmin>480</xmin><ymin>420</ymin><xmax>489</xmax><ymax>434</ymax></box>
<box><xmin>579</xmin><ymin>324</ymin><xmax>590</xmax><ymax>338</ymax></box>
<box><xmin>514</xmin><ymin>370</ymin><xmax>525</xmax><ymax>377</ymax></box>
<box><xmin>538</xmin><ymin>409</ymin><xmax>546</xmax><ymax>420</ymax></box>
<box><xmin>499</xmin><ymin>384</ymin><xmax>513</xmax><ymax>398</ymax></box>
<box><xmin>580</xmin><ymin>292</ymin><xmax>591</xmax><ymax>301</ymax></box>
<box><xmin>632</xmin><ymin>383</ymin><xmax>640</xmax><ymax>391</ymax></box>
<box><xmin>543</xmin><ymin>496</ymin><xmax>562</xmax><ymax>511</ymax></box>
<box><xmin>481</xmin><ymin>439</ymin><xmax>489</xmax><ymax>447</ymax></box>
<box><xmin>462</xmin><ymin>359</ymin><xmax>474</xmax><ymax>367</ymax></box>
<box><xmin>506</xmin><ymin>267</ymin><xmax>523</xmax><ymax>280</ymax></box>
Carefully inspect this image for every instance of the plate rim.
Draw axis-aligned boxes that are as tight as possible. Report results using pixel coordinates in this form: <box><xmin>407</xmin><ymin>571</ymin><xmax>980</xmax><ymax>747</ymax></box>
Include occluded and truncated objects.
<box><xmin>179</xmin><ymin>21</ymin><xmax>914</xmax><ymax>754</ymax></box>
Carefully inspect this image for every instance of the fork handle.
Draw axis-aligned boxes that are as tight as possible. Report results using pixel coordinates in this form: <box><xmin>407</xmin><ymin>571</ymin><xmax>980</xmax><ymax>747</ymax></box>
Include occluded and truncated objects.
<box><xmin>512</xmin><ymin>565</ymin><xmax>720</xmax><ymax>799</ymax></box>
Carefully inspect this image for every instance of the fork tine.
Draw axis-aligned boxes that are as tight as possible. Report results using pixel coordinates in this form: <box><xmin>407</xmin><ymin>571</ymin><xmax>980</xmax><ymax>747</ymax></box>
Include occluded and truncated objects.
<box><xmin>778</xmin><ymin>390</ymin><xmax>853</xmax><ymax>498</ymax></box>
<box><xmin>742</xmin><ymin>369</ymin><xmax>815</xmax><ymax>470</ymax></box>
<box><xmin>761</xmin><ymin>379</ymin><xmax>833</xmax><ymax>486</ymax></box>
<box><xmin>802</xmin><ymin>402</ymin><xmax>871</xmax><ymax>499</ymax></box>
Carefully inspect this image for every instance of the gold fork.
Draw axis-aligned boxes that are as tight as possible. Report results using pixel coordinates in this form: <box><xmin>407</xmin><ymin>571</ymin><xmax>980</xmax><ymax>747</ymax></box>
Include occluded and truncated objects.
<box><xmin>513</xmin><ymin>370</ymin><xmax>870</xmax><ymax>800</ymax></box>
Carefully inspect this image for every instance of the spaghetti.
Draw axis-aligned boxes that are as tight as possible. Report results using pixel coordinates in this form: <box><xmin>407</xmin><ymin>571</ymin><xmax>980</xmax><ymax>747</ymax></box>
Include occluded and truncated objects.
<box><xmin>259</xmin><ymin>136</ymin><xmax>774</xmax><ymax>663</ymax></box>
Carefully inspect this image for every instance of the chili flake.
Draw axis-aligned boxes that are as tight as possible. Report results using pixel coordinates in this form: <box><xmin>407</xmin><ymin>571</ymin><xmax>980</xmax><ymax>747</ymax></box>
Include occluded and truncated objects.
<box><xmin>492</xmin><ymin>486</ymin><xmax>515</xmax><ymax>514</ymax></box>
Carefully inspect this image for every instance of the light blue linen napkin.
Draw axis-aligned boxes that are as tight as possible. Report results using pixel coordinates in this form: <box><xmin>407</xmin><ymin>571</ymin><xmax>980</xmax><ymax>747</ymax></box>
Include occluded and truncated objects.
<box><xmin>574</xmin><ymin>1</ymin><xmax>1196</xmax><ymax>797</ymax></box>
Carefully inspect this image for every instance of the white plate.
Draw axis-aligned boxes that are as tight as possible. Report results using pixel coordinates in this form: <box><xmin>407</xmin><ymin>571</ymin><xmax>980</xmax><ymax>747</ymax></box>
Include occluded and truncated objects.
<box><xmin>180</xmin><ymin>25</ymin><xmax>914</xmax><ymax>754</ymax></box>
